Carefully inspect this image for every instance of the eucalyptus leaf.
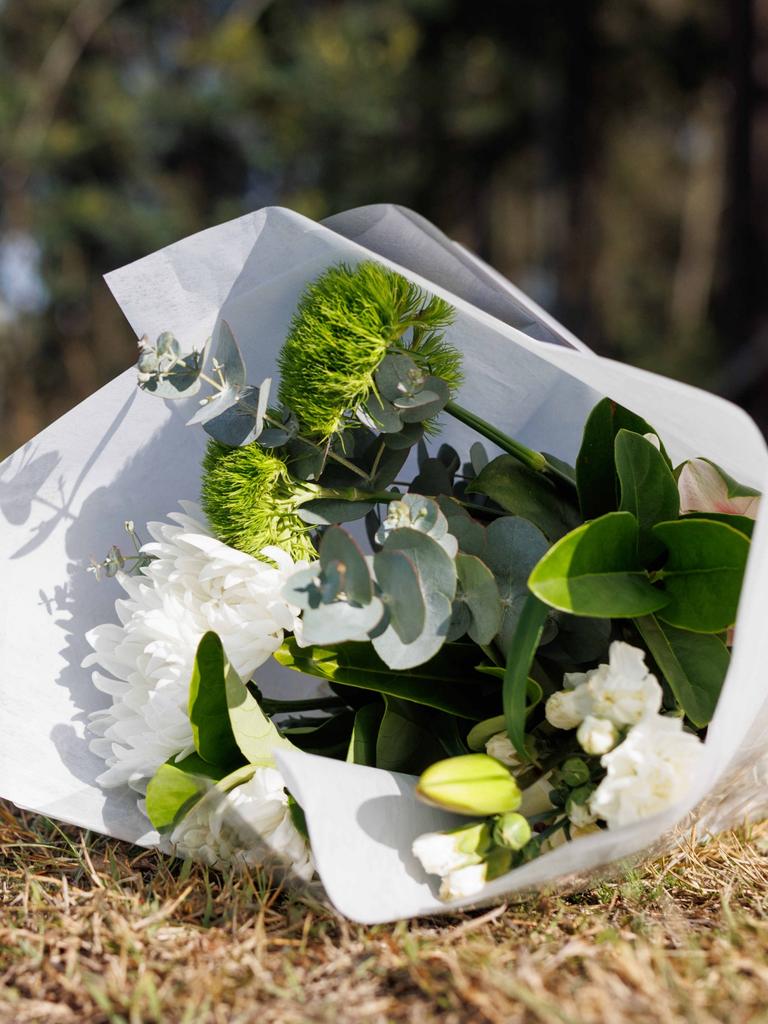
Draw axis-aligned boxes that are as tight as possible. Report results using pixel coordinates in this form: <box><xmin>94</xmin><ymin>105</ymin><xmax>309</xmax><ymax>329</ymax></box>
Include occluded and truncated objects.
<box><xmin>374</xmin><ymin>548</ymin><xmax>426</xmax><ymax>644</ymax></box>
<box><xmin>200</xmin><ymin>384</ymin><xmax>271</xmax><ymax>447</ymax></box>
<box><xmin>410</xmin><ymin>457</ymin><xmax>454</xmax><ymax>496</ymax></box>
<box><xmin>375</xmin><ymin>352</ymin><xmax>424</xmax><ymax>401</ymax></box>
<box><xmin>635</xmin><ymin>615</ymin><xmax>729</xmax><ymax>727</ymax></box>
<box><xmin>319</xmin><ymin>527</ymin><xmax>373</xmax><ymax>605</ymax></box>
<box><xmin>381</xmin><ymin>422</ymin><xmax>425</xmax><ymax>450</ymax></box>
<box><xmin>653</xmin><ymin>518</ymin><xmax>750</xmax><ymax>632</ymax></box>
<box><xmin>210</xmin><ymin>320</ymin><xmax>246</xmax><ymax>388</ymax></box>
<box><xmin>299</xmin><ymin>597</ymin><xmax>385</xmax><ymax>646</ymax></box>
<box><xmin>468</xmin><ymin>455</ymin><xmax>579</xmax><ymax>540</ymax></box>
<box><xmin>437</xmin><ymin>496</ymin><xmax>487</xmax><ymax>557</ymax></box>
<box><xmin>364</xmin><ymin>391</ymin><xmax>403</xmax><ymax>433</ymax></box>
<box><xmin>528</xmin><ymin>511</ymin><xmax>669</xmax><ymax>618</ymax></box>
<box><xmin>456</xmin><ymin>553</ymin><xmax>503</xmax><ymax>646</ymax></box>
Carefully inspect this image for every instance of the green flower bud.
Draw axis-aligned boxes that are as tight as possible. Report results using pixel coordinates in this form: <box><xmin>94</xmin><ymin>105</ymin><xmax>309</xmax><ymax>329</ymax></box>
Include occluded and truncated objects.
<box><xmin>560</xmin><ymin>757</ymin><xmax>591</xmax><ymax>788</ymax></box>
<box><xmin>416</xmin><ymin>754</ymin><xmax>521</xmax><ymax>816</ymax></box>
<box><xmin>484</xmin><ymin>845</ymin><xmax>514</xmax><ymax>881</ymax></box>
<box><xmin>493</xmin><ymin>812</ymin><xmax>532</xmax><ymax>851</ymax></box>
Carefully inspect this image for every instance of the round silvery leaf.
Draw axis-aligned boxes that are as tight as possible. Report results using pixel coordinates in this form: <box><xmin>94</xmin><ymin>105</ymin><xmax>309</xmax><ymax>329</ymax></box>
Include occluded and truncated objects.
<box><xmin>319</xmin><ymin>527</ymin><xmax>373</xmax><ymax>606</ymax></box>
<box><xmin>375</xmin><ymin>352</ymin><xmax>425</xmax><ymax>401</ymax></box>
<box><xmin>373</xmin><ymin>548</ymin><xmax>426</xmax><ymax>644</ymax></box>
<box><xmin>210</xmin><ymin>320</ymin><xmax>246</xmax><ymax>389</ymax></box>
<box><xmin>299</xmin><ymin>597</ymin><xmax>384</xmax><ymax>646</ymax></box>
<box><xmin>362</xmin><ymin>392</ymin><xmax>403</xmax><ymax>434</ymax></box>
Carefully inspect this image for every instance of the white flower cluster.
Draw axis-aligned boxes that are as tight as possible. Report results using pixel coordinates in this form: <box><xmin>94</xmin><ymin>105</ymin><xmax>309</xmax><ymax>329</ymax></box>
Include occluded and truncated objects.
<box><xmin>545</xmin><ymin>641</ymin><xmax>662</xmax><ymax>753</ymax></box>
<box><xmin>170</xmin><ymin>766</ymin><xmax>314</xmax><ymax>881</ymax></box>
<box><xmin>412</xmin><ymin>824</ymin><xmax>489</xmax><ymax>901</ymax></box>
<box><xmin>85</xmin><ymin>502</ymin><xmax>306</xmax><ymax>790</ymax></box>
<box><xmin>84</xmin><ymin>503</ymin><xmax>313</xmax><ymax>875</ymax></box>
<box><xmin>545</xmin><ymin>641</ymin><xmax>704</xmax><ymax>829</ymax></box>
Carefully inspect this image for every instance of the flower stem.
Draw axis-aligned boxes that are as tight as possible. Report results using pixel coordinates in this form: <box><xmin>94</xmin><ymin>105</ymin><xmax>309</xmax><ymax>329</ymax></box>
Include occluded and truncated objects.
<box><xmin>445</xmin><ymin>400</ymin><xmax>575</xmax><ymax>488</ymax></box>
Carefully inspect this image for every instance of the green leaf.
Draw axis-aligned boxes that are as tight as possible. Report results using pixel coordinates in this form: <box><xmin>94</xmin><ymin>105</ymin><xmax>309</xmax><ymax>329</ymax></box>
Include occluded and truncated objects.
<box><xmin>528</xmin><ymin>512</ymin><xmax>669</xmax><ymax>618</ymax></box>
<box><xmin>576</xmin><ymin>398</ymin><xmax>669</xmax><ymax>520</ymax></box>
<box><xmin>319</xmin><ymin>527</ymin><xmax>373</xmax><ymax>605</ymax></box>
<box><xmin>635</xmin><ymin>615</ymin><xmax>729</xmax><ymax>727</ymax></box>
<box><xmin>225</xmin><ymin>664</ymin><xmax>295</xmax><ymax>764</ymax></box>
<box><xmin>298</xmin><ymin>498</ymin><xmax>374</xmax><ymax>525</ymax></box>
<box><xmin>188</xmin><ymin>632</ymin><xmax>242</xmax><ymax>769</ymax></box>
<box><xmin>275</xmin><ymin>638</ymin><xmax>490</xmax><ymax>719</ymax></box>
<box><xmin>374</xmin><ymin>548</ymin><xmax>426</xmax><ymax>644</ymax></box>
<box><xmin>372</xmin><ymin>528</ymin><xmax>457</xmax><ymax>669</ymax></box>
<box><xmin>615</xmin><ymin>429</ymin><xmax>680</xmax><ymax>561</ymax></box>
<box><xmin>701</xmin><ymin>459</ymin><xmax>762</xmax><ymax>499</ymax></box>
<box><xmin>468</xmin><ymin>455</ymin><xmax>579</xmax><ymax>540</ymax></box>
<box><xmin>375</xmin><ymin>697</ymin><xmax>445</xmax><ymax>773</ymax></box>
<box><xmin>282</xmin><ymin>709</ymin><xmax>355</xmax><ymax>754</ymax></box>
<box><xmin>145</xmin><ymin>763</ymin><xmax>207</xmax><ymax>831</ymax></box>
<box><xmin>653</xmin><ymin>519</ymin><xmax>750</xmax><ymax>632</ymax></box>
<box><xmin>681</xmin><ymin>512</ymin><xmax>754</xmax><ymax>538</ymax></box>
<box><xmin>455</xmin><ymin>553</ymin><xmax>503</xmax><ymax>646</ymax></box>
<box><xmin>347</xmin><ymin>703</ymin><xmax>384</xmax><ymax>766</ymax></box>
<box><xmin>503</xmin><ymin>595</ymin><xmax>550</xmax><ymax>761</ymax></box>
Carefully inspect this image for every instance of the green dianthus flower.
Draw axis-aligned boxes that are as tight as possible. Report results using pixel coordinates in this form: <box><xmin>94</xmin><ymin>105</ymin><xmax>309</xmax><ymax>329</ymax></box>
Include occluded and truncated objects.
<box><xmin>201</xmin><ymin>441</ymin><xmax>317</xmax><ymax>563</ymax></box>
<box><xmin>278</xmin><ymin>261</ymin><xmax>463</xmax><ymax>438</ymax></box>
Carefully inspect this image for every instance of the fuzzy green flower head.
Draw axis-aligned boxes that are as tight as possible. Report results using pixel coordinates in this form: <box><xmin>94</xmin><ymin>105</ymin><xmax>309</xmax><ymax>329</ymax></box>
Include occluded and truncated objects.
<box><xmin>278</xmin><ymin>260</ymin><xmax>463</xmax><ymax>438</ymax></box>
<box><xmin>201</xmin><ymin>441</ymin><xmax>317</xmax><ymax>563</ymax></box>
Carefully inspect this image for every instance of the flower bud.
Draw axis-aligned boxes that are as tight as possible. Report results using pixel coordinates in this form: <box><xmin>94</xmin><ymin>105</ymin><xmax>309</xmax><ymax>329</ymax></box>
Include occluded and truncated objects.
<box><xmin>416</xmin><ymin>754</ymin><xmax>521</xmax><ymax>816</ymax></box>
<box><xmin>559</xmin><ymin>757</ymin><xmax>591</xmax><ymax>788</ymax></box>
<box><xmin>438</xmin><ymin>862</ymin><xmax>488</xmax><ymax>901</ymax></box>
<box><xmin>577</xmin><ymin>715</ymin><xmax>618</xmax><ymax>755</ymax></box>
<box><xmin>545</xmin><ymin>689</ymin><xmax>590</xmax><ymax>730</ymax></box>
<box><xmin>412</xmin><ymin>822</ymin><xmax>490</xmax><ymax>876</ymax></box>
<box><xmin>485</xmin><ymin>731</ymin><xmax>519</xmax><ymax>768</ymax></box>
<box><xmin>493</xmin><ymin>812</ymin><xmax>532</xmax><ymax>851</ymax></box>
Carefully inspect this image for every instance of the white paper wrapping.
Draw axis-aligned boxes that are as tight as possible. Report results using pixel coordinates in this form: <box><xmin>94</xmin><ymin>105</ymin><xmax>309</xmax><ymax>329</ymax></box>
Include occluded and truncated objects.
<box><xmin>1</xmin><ymin>205</ymin><xmax>766</xmax><ymax>923</ymax></box>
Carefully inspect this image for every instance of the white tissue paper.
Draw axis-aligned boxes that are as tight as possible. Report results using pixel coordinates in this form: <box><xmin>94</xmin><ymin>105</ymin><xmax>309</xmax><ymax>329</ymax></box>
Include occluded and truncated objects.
<box><xmin>1</xmin><ymin>205</ymin><xmax>766</xmax><ymax>924</ymax></box>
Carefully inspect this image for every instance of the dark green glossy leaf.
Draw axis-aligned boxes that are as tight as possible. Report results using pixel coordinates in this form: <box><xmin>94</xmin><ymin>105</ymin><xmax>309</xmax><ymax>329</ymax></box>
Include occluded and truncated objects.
<box><xmin>347</xmin><ymin>702</ymin><xmax>384</xmax><ymax>766</ymax></box>
<box><xmin>503</xmin><ymin>596</ymin><xmax>550</xmax><ymax>761</ymax></box>
<box><xmin>616</xmin><ymin>429</ymin><xmax>680</xmax><ymax>561</ymax></box>
<box><xmin>188</xmin><ymin>632</ymin><xmax>242</xmax><ymax>769</ymax></box>
<box><xmin>468</xmin><ymin>455</ymin><xmax>579</xmax><ymax>540</ymax></box>
<box><xmin>635</xmin><ymin>614</ymin><xmax>729</xmax><ymax>726</ymax></box>
<box><xmin>576</xmin><ymin>398</ymin><xmax>669</xmax><ymax>519</ymax></box>
<box><xmin>298</xmin><ymin>498</ymin><xmax>374</xmax><ymax>526</ymax></box>
<box><xmin>681</xmin><ymin>512</ymin><xmax>754</xmax><ymax>538</ymax></box>
<box><xmin>528</xmin><ymin>512</ymin><xmax>669</xmax><ymax>618</ymax></box>
<box><xmin>653</xmin><ymin>518</ymin><xmax>750</xmax><ymax>632</ymax></box>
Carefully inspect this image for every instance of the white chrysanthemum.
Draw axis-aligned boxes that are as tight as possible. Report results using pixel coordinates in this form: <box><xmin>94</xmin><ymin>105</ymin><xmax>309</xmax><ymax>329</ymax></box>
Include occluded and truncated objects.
<box><xmin>85</xmin><ymin>502</ymin><xmax>308</xmax><ymax>791</ymax></box>
<box><xmin>590</xmin><ymin>715</ymin><xmax>704</xmax><ymax>828</ymax></box>
<box><xmin>546</xmin><ymin>642</ymin><xmax>661</xmax><ymax>733</ymax></box>
<box><xmin>170</xmin><ymin>767</ymin><xmax>314</xmax><ymax>880</ymax></box>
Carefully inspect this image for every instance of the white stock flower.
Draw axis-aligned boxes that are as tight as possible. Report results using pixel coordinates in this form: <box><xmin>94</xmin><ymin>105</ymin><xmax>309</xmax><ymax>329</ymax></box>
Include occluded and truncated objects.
<box><xmin>85</xmin><ymin>502</ymin><xmax>308</xmax><ymax>791</ymax></box>
<box><xmin>412</xmin><ymin>831</ymin><xmax>481</xmax><ymax>878</ymax></box>
<box><xmin>170</xmin><ymin>766</ymin><xmax>314</xmax><ymax>880</ymax></box>
<box><xmin>438</xmin><ymin>862</ymin><xmax>488</xmax><ymax>901</ymax></box>
<box><xmin>545</xmin><ymin>688</ymin><xmax>592</xmax><ymax>730</ymax></box>
<box><xmin>546</xmin><ymin>642</ymin><xmax>661</xmax><ymax>733</ymax></box>
<box><xmin>590</xmin><ymin>715</ymin><xmax>704</xmax><ymax>829</ymax></box>
<box><xmin>577</xmin><ymin>715</ymin><xmax>618</xmax><ymax>756</ymax></box>
<box><xmin>568</xmin><ymin>801</ymin><xmax>598</xmax><ymax>829</ymax></box>
<box><xmin>587</xmin><ymin>643</ymin><xmax>662</xmax><ymax>726</ymax></box>
<box><xmin>485</xmin><ymin>732</ymin><xmax>520</xmax><ymax>768</ymax></box>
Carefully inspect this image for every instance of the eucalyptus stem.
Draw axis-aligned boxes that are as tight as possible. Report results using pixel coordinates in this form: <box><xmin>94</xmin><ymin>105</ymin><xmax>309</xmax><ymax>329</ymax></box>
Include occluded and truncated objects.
<box><xmin>445</xmin><ymin>400</ymin><xmax>575</xmax><ymax>489</ymax></box>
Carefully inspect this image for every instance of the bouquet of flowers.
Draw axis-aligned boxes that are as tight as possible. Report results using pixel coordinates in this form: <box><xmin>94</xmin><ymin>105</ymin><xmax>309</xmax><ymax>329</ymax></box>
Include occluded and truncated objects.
<box><xmin>2</xmin><ymin>206</ymin><xmax>766</xmax><ymax>922</ymax></box>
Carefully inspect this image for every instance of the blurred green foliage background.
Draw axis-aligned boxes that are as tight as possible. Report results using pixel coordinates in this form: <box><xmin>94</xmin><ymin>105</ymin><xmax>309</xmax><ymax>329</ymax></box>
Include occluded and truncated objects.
<box><xmin>1</xmin><ymin>0</ymin><xmax>766</xmax><ymax>457</ymax></box>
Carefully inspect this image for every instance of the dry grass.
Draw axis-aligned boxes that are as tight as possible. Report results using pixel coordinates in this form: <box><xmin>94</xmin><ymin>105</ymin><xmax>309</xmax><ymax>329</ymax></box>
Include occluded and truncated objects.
<box><xmin>2</xmin><ymin>802</ymin><xmax>768</xmax><ymax>1024</ymax></box>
